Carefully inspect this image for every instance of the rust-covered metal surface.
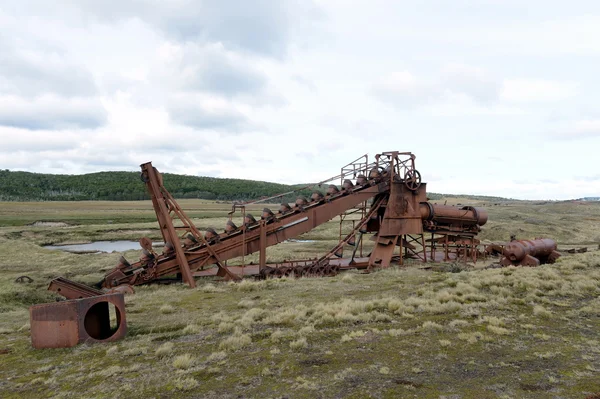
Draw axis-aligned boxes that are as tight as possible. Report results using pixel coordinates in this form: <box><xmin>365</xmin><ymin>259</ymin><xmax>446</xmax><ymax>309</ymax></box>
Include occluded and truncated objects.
<box><xmin>94</xmin><ymin>151</ymin><xmax>497</xmax><ymax>287</ymax></box>
<box><xmin>29</xmin><ymin>293</ymin><xmax>127</xmax><ymax>349</ymax></box>
<box><xmin>52</xmin><ymin>149</ymin><xmax>554</xmax><ymax>288</ymax></box>
<box><xmin>500</xmin><ymin>238</ymin><xmax>561</xmax><ymax>266</ymax></box>
<box><xmin>48</xmin><ymin>277</ymin><xmax>104</xmax><ymax>299</ymax></box>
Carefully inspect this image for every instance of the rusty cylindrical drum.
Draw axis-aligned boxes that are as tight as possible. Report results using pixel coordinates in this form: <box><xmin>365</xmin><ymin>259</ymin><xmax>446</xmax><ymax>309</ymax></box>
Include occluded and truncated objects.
<box><xmin>29</xmin><ymin>293</ymin><xmax>127</xmax><ymax>349</ymax></box>
<box><xmin>419</xmin><ymin>204</ymin><xmax>488</xmax><ymax>226</ymax></box>
<box><xmin>502</xmin><ymin>239</ymin><xmax>557</xmax><ymax>262</ymax></box>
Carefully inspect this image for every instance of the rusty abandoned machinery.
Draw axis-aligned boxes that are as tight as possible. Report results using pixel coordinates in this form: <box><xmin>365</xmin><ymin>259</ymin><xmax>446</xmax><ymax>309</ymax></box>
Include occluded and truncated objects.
<box><xmin>500</xmin><ymin>238</ymin><xmax>561</xmax><ymax>267</ymax></box>
<box><xmin>30</xmin><ymin>286</ymin><xmax>127</xmax><ymax>349</ymax></box>
<box><xmin>31</xmin><ymin>151</ymin><xmax>564</xmax><ymax>349</ymax></box>
<box><xmin>83</xmin><ymin>151</ymin><xmax>491</xmax><ymax>290</ymax></box>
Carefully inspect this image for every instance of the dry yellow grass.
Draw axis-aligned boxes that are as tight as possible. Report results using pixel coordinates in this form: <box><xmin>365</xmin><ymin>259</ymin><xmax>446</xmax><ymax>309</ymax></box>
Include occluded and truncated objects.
<box><xmin>0</xmin><ymin>200</ymin><xmax>600</xmax><ymax>398</ymax></box>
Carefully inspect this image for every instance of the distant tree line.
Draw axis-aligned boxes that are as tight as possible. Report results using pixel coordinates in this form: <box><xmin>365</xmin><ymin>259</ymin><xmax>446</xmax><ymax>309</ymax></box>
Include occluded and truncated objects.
<box><xmin>0</xmin><ymin>169</ymin><xmax>512</xmax><ymax>203</ymax></box>
<box><xmin>0</xmin><ymin>170</ymin><xmax>315</xmax><ymax>202</ymax></box>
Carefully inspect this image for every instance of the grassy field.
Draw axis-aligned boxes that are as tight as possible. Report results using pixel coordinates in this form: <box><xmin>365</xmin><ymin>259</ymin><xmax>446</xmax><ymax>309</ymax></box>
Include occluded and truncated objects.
<box><xmin>0</xmin><ymin>199</ymin><xmax>599</xmax><ymax>398</ymax></box>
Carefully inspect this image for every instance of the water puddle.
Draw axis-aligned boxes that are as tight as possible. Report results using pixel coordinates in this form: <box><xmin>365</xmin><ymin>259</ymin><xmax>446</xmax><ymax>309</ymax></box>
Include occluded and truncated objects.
<box><xmin>44</xmin><ymin>241</ymin><xmax>160</xmax><ymax>254</ymax></box>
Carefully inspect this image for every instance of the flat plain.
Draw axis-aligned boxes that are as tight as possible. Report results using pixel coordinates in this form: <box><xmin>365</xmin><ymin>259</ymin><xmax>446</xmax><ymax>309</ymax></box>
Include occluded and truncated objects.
<box><xmin>0</xmin><ymin>198</ymin><xmax>599</xmax><ymax>398</ymax></box>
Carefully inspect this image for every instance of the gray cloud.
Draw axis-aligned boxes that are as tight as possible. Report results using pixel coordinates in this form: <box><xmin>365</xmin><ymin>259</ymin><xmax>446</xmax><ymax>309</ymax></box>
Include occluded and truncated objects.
<box><xmin>0</xmin><ymin>96</ymin><xmax>107</xmax><ymax>130</ymax></box>
<box><xmin>161</xmin><ymin>0</ymin><xmax>290</xmax><ymax>57</ymax></box>
<box><xmin>292</xmin><ymin>75</ymin><xmax>318</xmax><ymax>92</ymax></box>
<box><xmin>167</xmin><ymin>101</ymin><xmax>250</xmax><ymax>132</ymax></box>
<box><xmin>372</xmin><ymin>65</ymin><xmax>500</xmax><ymax>108</ymax></box>
<box><xmin>178</xmin><ymin>44</ymin><xmax>268</xmax><ymax>96</ymax></box>
<box><xmin>0</xmin><ymin>36</ymin><xmax>107</xmax><ymax>130</ymax></box>
<box><xmin>0</xmin><ymin>130</ymin><xmax>80</xmax><ymax>152</ymax></box>
<box><xmin>581</xmin><ymin>175</ymin><xmax>600</xmax><ymax>182</ymax></box>
<box><xmin>551</xmin><ymin>120</ymin><xmax>600</xmax><ymax>140</ymax></box>
<box><xmin>0</xmin><ymin>32</ymin><xmax>100</xmax><ymax>97</ymax></box>
<box><xmin>19</xmin><ymin>0</ymin><xmax>319</xmax><ymax>59</ymax></box>
<box><xmin>440</xmin><ymin>64</ymin><xmax>500</xmax><ymax>103</ymax></box>
<box><xmin>0</xmin><ymin>48</ymin><xmax>98</xmax><ymax>98</ymax></box>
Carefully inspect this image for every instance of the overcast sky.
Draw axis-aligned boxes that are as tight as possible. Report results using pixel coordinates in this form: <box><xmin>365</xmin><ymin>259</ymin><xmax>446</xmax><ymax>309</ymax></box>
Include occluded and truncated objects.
<box><xmin>1</xmin><ymin>1</ymin><xmax>599</xmax><ymax>200</ymax></box>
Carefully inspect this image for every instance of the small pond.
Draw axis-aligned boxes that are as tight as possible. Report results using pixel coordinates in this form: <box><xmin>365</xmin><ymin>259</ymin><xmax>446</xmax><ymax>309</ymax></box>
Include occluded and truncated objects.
<box><xmin>44</xmin><ymin>239</ymin><xmax>314</xmax><ymax>254</ymax></box>
<box><xmin>44</xmin><ymin>241</ymin><xmax>162</xmax><ymax>253</ymax></box>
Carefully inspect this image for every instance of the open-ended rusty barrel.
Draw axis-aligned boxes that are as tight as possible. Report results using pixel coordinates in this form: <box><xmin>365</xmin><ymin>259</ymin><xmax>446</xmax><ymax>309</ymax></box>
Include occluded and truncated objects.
<box><xmin>419</xmin><ymin>204</ymin><xmax>488</xmax><ymax>227</ymax></box>
<box><xmin>501</xmin><ymin>238</ymin><xmax>559</xmax><ymax>266</ymax></box>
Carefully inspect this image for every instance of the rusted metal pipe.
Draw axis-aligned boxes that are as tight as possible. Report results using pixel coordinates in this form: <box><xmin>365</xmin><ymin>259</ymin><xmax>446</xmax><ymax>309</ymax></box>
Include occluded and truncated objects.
<box><xmin>419</xmin><ymin>204</ymin><xmax>488</xmax><ymax>226</ymax></box>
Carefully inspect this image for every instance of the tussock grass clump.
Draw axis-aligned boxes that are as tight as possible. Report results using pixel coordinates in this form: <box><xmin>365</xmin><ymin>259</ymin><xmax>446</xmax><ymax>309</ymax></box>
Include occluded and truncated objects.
<box><xmin>298</xmin><ymin>325</ymin><xmax>315</xmax><ymax>336</ymax></box>
<box><xmin>219</xmin><ymin>331</ymin><xmax>252</xmax><ymax>351</ymax></box>
<box><xmin>533</xmin><ymin>333</ymin><xmax>551</xmax><ymax>341</ymax></box>
<box><xmin>34</xmin><ymin>365</ymin><xmax>54</xmax><ymax>374</ymax></box>
<box><xmin>207</xmin><ymin>351</ymin><xmax>227</xmax><ymax>363</ymax></box>
<box><xmin>387</xmin><ymin>328</ymin><xmax>409</xmax><ymax>337</ymax></box>
<box><xmin>535</xmin><ymin>351</ymin><xmax>561</xmax><ymax>359</ymax></box>
<box><xmin>293</xmin><ymin>376</ymin><xmax>318</xmax><ymax>390</ymax></box>
<box><xmin>386</xmin><ymin>298</ymin><xmax>411</xmax><ymax>314</ymax></box>
<box><xmin>449</xmin><ymin>319</ymin><xmax>469</xmax><ymax>329</ymax></box>
<box><xmin>422</xmin><ymin>321</ymin><xmax>444</xmax><ymax>331</ymax></box>
<box><xmin>122</xmin><ymin>347</ymin><xmax>147</xmax><ymax>356</ymax></box>
<box><xmin>458</xmin><ymin>332</ymin><xmax>485</xmax><ymax>344</ymax></box>
<box><xmin>340</xmin><ymin>330</ymin><xmax>366</xmax><ymax>342</ymax></box>
<box><xmin>237</xmin><ymin>299</ymin><xmax>255</xmax><ymax>308</ymax></box>
<box><xmin>264</xmin><ymin>306</ymin><xmax>308</xmax><ymax>326</ymax></box>
<box><xmin>290</xmin><ymin>337</ymin><xmax>308</xmax><ymax>350</ymax></box>
<box><xmin>30</xmin><ymin>377</ymin><xmax>45</xmax><ymax>385</ymax></box>
<box><xmin>43</xmin><ymin>377</ymin><xmax>57</xmax><ymax>386</ymax></box>
<box><xmin>199</xmin><ymin>283</ymin><xmax>224</xmax><ymax>293</ymax></box>
<box><xmin>579</xmin><ymin>298</ymin><xmax>600</xmax><ymax>316</ymax></box>
<box><xmin>182</xmin><ymin>324</ymin><xmax>200</xmax><ymax>334</ymax></box>
<box><xmin>159</xmin><ymin>304</ymin><xmax>175</xmax><ymax>314</ymax></box>
<box><xmin>236</xmin><ymin>307</ymin><xmax>267</xmax><ymax>329</ymax></box>
<box><xmin>379</xmin><ymin>366</ymin><xmax>390</xmax><ymax>375</ymax></box>
<box><xmin>487</xmin><ymin>325</ymin><xmax>511</xmax><ymax>335</ymax></box>
<box><xmin>333</xmin><ymin>368</ymin><xmax>354</xmax><ymax>381</ymax></box>
<box><xmin>270</xmin><ymin>329</ymin><xmax>288</xmax><ymax>342</ymax></box>
<box><xmin>98</xmin><ymin>365</ymin><xmax>123</xmax><ymax>378</ymax></box>
<box><xmin>533</xmin><ymin>305</ymin><xmax>553</xmax><ymax>318</ymax></box>
<box><xmin>155</xmin><ymin>342</ymin><xmax>174</xmax><ymax>358</ymax></box>
<box><xmin>439</xmin><ymin>339</ymin><xmax>452</xmax><ymax>347</ymax></box>
<box><xmin>174</xmin><ymin>377</ymin><xmax>199</xmax><ymax>391</ymax></box>
<box><xmin>0</xmin><ymin>327</ymin><xmax>12</xmax><ymax>334</ymax></box>
<box><xmin>217</xmin><ymin>321</ymin><xmax>236</xmax><ymax>333</ymax></box>
<box><xmin>232</xmin><ymin>279</ymin><xmax>267</xmax><ymax>292</ymax></box>
<box><xmin>480</xmin><ymin>316</ymin><xmax>505</xmax><ymax>326</ymax></box>
<box><xmin>172</xmin><ymin>354</ymin><xmax>194</xmax><ymax>370</ymax></box>
<box><xmin>106</xmin><ymin>345</ymin><xmax>119</xmax><ymax>355</ymax></box>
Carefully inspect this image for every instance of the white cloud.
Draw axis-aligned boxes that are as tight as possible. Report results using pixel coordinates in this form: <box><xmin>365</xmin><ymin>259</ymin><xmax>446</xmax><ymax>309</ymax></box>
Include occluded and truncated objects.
<box><xmin>0</xmin><ymin>1</ymin><xmax>598</xmax><ymax>200</ymax></box>
<box><xmin>440</xmin><ymin>64</ymin><xmax>500</xmax><ymax>103</ymax></box>
<box><xmin>371</xmin><ymin>71</ymin><xmax>437</xmax><ymax>106</ymax></box>
<box><xmin>501</xmin><ymin>79</ymin><xmax>578</xmax><ymax>103</ymax></box>
<box><xmin>0</xmin><ymin>95</ymin><xmax>107</xmax><ymax>130</ymax></box>
<box><xmin>552</xmin><ymin>120</ymin><xmax>600</xmax><ymax>140</ymax></box>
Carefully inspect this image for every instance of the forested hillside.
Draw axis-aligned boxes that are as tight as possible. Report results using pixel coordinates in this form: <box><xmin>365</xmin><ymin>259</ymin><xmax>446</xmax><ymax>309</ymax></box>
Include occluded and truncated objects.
<box><xmin>0</xmin><ymin>170</ymin><xmax>513</xmax><ymax>202</ymax></box>
<box><xmin>0</xmin><ymin>170</ymin><xmax>301</xmax><ymax>202</ymax></box>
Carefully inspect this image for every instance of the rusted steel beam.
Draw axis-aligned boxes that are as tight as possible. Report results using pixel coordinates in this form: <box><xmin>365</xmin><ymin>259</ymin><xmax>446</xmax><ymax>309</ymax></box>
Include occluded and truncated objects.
<box><xmin>102</xmin><ymin>183</ymin><xmax>385</xmax><ymax>287</ymax></box>
<box><xmin>141</xmin><ymin>163</ymin><xmax>196</xmax><ymax>288</ymax></box>
<box><xmin>48</xmin><ymin>277</ymin><xmax>104</xmax><ymax>299</ymax></box>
